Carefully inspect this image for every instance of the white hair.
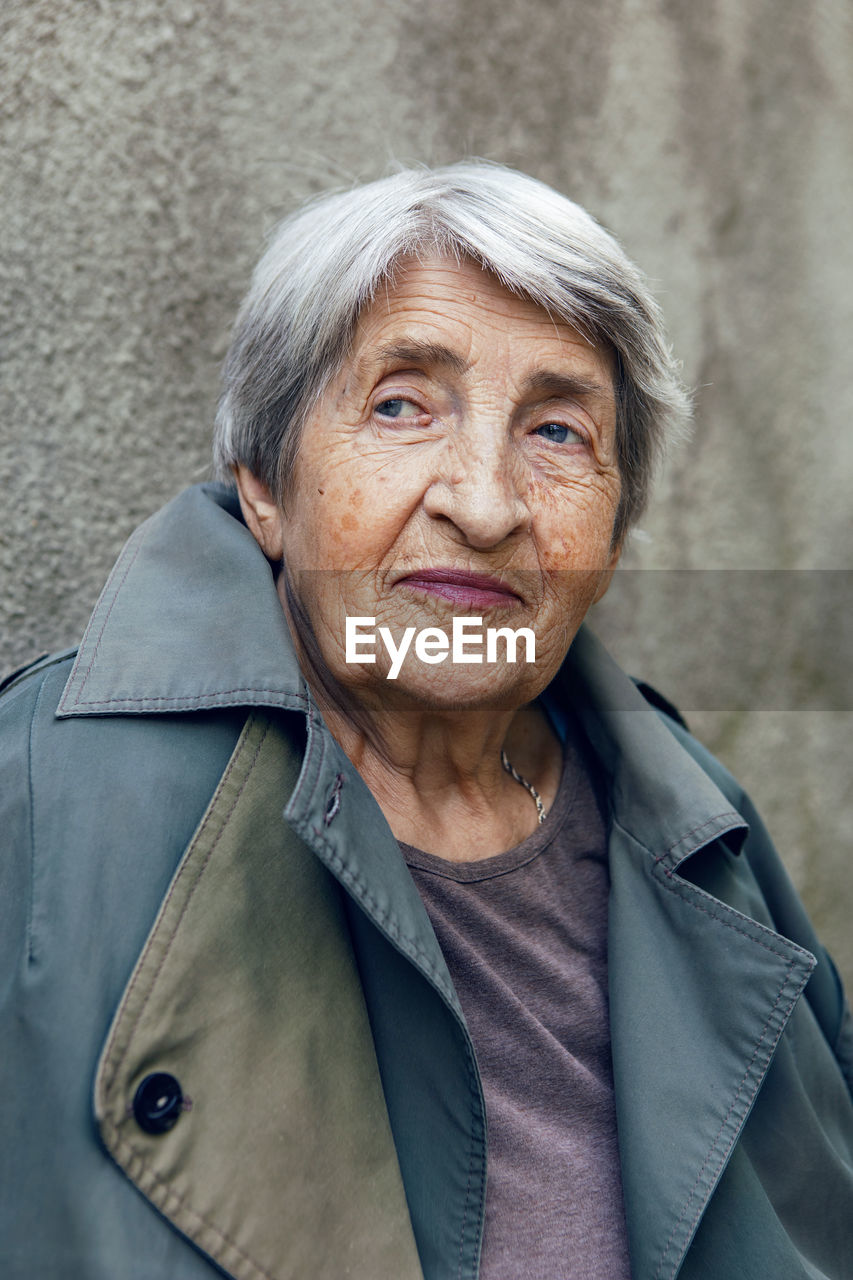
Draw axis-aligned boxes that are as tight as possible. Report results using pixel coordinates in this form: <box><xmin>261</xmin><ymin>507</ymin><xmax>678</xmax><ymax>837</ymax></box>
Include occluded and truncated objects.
<box><xmin>213</xmin><ymin>160</ymin><xmax>690</xmax><ymax>541</ymax></box>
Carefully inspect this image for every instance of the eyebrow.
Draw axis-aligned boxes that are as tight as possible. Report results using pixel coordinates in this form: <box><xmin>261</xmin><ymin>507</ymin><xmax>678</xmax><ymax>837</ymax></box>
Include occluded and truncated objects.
<box><xmin>357</xmin><ymin>341</ymin><xmax>612</xmax><ymax>404</ymax></box>
<box><xmin>361</xmin><ymin>340</ymin><xmax>470</xmax><ymax>377</ymax></box>
<box><xmin>522</xmin><ymin>370</ymin><xmax>613</xmax><ymax>403</ymax></box>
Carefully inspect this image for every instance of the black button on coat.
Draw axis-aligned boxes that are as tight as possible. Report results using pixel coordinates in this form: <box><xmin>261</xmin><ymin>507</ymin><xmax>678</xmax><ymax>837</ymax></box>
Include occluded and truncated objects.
<box><xmin>133</xmin><ymin>1072</ymin><xmax>184</xmax><ymax>1135</ymax></box>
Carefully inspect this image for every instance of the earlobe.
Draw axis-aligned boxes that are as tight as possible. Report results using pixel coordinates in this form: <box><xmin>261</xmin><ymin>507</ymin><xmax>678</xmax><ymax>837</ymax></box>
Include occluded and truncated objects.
<box><xmin>233</xmin><ymin>465</ymin><xmax>284</xmax><ymax>562</ymax></box>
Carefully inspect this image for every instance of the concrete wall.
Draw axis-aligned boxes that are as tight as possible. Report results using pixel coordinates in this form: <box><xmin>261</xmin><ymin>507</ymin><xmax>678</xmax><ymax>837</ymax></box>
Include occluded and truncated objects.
<box><xmin>2</xmin><ymin>1</ymin><xmax>851</xmax><ymax>984</ymax></box>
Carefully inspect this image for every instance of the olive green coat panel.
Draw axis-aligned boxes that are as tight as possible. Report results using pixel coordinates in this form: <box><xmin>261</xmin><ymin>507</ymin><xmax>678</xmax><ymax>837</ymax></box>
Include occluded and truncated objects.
<box><xmin>95</xmin><ymin>713</ymin><xmax>422</xmax><ymax>1280</ymax></box>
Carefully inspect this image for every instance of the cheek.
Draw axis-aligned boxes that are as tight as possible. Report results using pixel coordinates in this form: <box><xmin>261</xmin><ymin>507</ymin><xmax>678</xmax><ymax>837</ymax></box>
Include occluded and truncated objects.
<box><xmin>530</xmin><ymin>479</ymin><xmax>620</xmax><ymax>572</ymax></box>
<box><xmin>285</xmin><ymin>475</ymin><xmax>402</xmax><ymax>570</ymax></box>
<box><xmin>321</xmin><ymin>484</ymin><xmax>370</xmax><ymax>551</ymax></box>
<box><xmin>294</xmin><ymin>438</ymin><xmax>441</xmax><ymax>569</ymax></box>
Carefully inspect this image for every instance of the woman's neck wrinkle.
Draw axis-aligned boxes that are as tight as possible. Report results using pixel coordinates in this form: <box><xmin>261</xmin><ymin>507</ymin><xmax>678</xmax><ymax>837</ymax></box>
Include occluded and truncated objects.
<box><xmin>316</xmin><ymin>699</ymin><xmax>562</xmax><ymax>862</ymax></box>
<box><xmin>344</xmin><ymin>713</ymin><xmax>514</xmax><ymax>799</ymax></box>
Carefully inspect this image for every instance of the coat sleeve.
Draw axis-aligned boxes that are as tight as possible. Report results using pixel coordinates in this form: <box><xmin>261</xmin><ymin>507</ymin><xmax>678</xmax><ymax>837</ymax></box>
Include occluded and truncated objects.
<box><xmin>655</xmin><ymin>709</ymin><xmax>853</xmax><ymax>1099</ymax></box>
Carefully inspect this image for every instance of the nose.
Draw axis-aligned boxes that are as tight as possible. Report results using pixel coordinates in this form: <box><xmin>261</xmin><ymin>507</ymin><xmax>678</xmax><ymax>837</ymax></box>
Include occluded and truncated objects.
<box><xmin>422</xmin><ymin>436</ymin><xmax>531</xmax><ymax>549</ymax></box>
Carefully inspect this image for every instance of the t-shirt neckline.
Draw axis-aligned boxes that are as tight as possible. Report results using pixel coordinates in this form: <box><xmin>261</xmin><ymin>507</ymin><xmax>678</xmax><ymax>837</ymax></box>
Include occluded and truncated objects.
<box><xmin>399</xmin><ymin>733</ymin><xmax>582</xmax><ymax>883</ymax></box>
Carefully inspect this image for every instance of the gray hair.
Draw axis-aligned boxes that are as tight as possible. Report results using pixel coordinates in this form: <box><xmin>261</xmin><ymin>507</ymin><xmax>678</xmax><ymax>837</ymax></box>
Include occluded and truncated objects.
<box><xmin>213</xmin><ymin>160</ymin><xmax>690</xmax><ymax>542</ymax></box>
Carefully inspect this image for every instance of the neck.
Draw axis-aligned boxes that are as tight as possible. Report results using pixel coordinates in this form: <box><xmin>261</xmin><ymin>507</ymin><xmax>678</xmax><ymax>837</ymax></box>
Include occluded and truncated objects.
<box><xmin>315</xmin><ymin>686</ymin><xmax>563</xmax><ymax>861</ymax></box>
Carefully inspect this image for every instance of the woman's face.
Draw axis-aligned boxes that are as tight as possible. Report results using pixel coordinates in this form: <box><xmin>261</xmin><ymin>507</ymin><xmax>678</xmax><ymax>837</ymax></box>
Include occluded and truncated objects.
<box><xmin>268</xmin><ymin>255</ymin><xmax>622</xmax><ymax>711</ymax></box>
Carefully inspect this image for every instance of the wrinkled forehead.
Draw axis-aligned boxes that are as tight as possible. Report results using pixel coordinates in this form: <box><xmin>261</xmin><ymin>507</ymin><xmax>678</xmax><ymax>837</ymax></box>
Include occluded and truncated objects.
<box><xmin>345</xmin><ymin>252</ymin><xmax>617</xmax><ymax>395</ymax></box>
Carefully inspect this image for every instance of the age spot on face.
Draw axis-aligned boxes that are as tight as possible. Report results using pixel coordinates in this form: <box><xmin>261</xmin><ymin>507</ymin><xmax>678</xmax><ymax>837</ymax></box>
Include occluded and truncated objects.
<box><xmin>276</xmin><ymin>254</ymin><xmax>622</xmax><ymax>709</ymax></box>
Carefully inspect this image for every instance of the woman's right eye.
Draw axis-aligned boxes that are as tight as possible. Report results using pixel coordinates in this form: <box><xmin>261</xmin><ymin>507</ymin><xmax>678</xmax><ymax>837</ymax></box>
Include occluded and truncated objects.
<box><xmin>374</xmin><ymin>398</ymin><xmax>423</xmax><ymax>419</ymax></box>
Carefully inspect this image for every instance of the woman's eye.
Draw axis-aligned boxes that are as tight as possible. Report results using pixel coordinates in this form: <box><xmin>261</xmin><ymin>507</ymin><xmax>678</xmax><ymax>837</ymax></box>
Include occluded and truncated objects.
<box><xmin>375</xmin><ymin>398</ymin><xmax>423</xmax><ymax>419</ymax></box>
<box><xmin>534</xmin><ymin>422</ymin><xmax>582</xmax><ymax>444</ymax></box>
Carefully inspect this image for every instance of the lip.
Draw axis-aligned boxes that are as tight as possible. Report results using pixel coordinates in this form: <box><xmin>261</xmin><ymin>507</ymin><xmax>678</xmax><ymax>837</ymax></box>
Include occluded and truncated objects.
<box><xmin>396</xmin><ymin>568</ymin><xmax>523</xmax><ymax>609</ymax></box>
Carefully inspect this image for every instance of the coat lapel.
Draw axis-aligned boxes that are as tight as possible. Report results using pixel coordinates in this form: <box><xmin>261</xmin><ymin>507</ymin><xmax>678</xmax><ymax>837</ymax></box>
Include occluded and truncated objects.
<box><xmin>607</xmin><ymin>824</ymin><xmax>815</xmax><ymax>1280</ymax></box>
<box><xmin>282</xmin><ymin>705</ymin><xmax>488</xmax><ymax>1280</ymax></box>
<box><xmin>568</xmin><ymin>629</ymin><xmax>817</xmax><ymax>1280</ymax></box>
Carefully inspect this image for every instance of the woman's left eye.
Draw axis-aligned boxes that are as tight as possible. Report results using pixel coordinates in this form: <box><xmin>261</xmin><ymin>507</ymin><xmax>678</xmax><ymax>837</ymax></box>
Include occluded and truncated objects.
<box><xmin>375</xmin><ymin>398</ymin><xmax>422</xmax><ymax>419</ymax></box>
<box><xmin>534</xmin><ymin>422</ymin><xmax>582</xmax><ymax>444</ymax></box>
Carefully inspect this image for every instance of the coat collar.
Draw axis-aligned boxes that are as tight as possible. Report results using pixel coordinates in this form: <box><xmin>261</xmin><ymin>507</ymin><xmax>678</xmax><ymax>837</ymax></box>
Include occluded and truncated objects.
<box><xmin>563</xmin><ymin>626</ymin><xmax>746</xmax><ymax>866</ymax></box>
<box><xmin>58</xmin><ymin>484</ymin><xmax>307</xmax><ymax>718</ymax></box>
<box><xmin>58</xmin><ymin>482</ymin><xmax>742</xmax><ymax>867</ymax></box>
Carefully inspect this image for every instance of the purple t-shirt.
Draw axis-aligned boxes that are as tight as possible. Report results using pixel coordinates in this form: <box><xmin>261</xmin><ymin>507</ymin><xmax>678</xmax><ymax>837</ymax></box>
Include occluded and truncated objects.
<box><xmin>400</xmin><ymin>724</ymin><xmax>631</xmax><ymax>1280</ymax></box>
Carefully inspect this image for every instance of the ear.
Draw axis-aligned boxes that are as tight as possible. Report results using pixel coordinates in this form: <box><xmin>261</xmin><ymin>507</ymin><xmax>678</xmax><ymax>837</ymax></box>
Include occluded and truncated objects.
<box><xmin>592</xmin><ymin>540</ymin><xmax>622</xmax><ymax>605</ymax></box>
<box><xmin>233</xmin><ymin>465</ymin><xmax>284</xmax><ymax>562</ymax></box>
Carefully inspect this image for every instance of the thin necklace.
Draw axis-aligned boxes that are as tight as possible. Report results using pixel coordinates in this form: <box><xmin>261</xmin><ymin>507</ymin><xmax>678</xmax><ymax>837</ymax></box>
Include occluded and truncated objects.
<box><xmin>501</xmin><ymin>750</ymin><xmax>547</xmax><ymax>825</ymax></box>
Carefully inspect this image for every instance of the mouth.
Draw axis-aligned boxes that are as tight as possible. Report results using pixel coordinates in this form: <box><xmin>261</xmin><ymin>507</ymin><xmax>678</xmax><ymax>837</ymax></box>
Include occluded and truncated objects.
<box><xmin>395</xmin><ymin>568</ymin><xmax>523</xmax><ymax>609</ymax></box>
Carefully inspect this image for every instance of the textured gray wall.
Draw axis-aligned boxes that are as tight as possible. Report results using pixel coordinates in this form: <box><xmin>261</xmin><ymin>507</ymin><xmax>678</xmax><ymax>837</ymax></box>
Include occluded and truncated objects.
<box><xmin>2</xmin><ymin>2</ymin><xmax>851</xmax><ymax>983</ymax></box>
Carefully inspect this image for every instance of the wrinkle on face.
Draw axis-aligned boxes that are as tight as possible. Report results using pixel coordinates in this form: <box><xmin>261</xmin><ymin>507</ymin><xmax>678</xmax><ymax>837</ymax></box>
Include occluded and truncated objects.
<box><xmin>278</xmin><ymin>254</ymin><xmax>622</xmax><ymax>713</ymax></box>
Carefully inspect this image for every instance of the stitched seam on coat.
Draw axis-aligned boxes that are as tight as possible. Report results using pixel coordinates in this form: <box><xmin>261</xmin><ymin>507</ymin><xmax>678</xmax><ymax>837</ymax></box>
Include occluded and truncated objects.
<box><xmin>307</xmin><ymin>822</ymin><xmax>457</xmax><ymax>1003</ymax></box>
<box><xmin>70</xmin><ymin>527</ymin><xmax>147</xmax><ymax>707</ymax></box>
<box><xmin>652</xmin><ymin>953</ymin><xmax>802</xmax><ymax>1280</ymax></box>
<box><xmin>25</xmin><ymin>674</ymin><xmax>48</xmax><ymax>966</ymax></box>
<box><xmin>611</xmin><ymin>818</ymin><xmax>815</xmax><ymax>1280</ymax></box>
<box><xmin>69</xmin><ymin>689</ymin><xmax>308</xmax><ymax>709</ymax></box>
<box><xmin>679</xmin><ymin>973</ymin><xmax>802</xmax><ymax>1259</ymax></box>
<box><xmin>101</xmin><ymin>716</ymin><xmax>265</xmax><ymax>1094</ymax></box>
<box><xmin>457</xmin><ymin>1150</ymin><xmax>473</xmax><ymax>1280</ymax></box>
<box><xmin>651</xmin><ymin>955</ymin><xmax>789</xmax><ymax>1277</ymax></box>
<box><xmin>650</xmin><ymin>863</ymin><xmax>811</xmax><ymax>1280</ymax></box>
<box><xmin>612</xmin><ymin>817</ymin><xmax>815</xmax><ymax>962</ymax></box>
<box><xmin>658</xmin><ymin>863</ymin><xmax>815</xmax><ymax>960</ymax></box>
<box><xmin>288</xmin><ymin>702</ymin><xmax>326</xmax><ymax>811</ymax></box>
<box><xmin>457</xmin><ymin>1036</ymin><xmax>486</xmax><ymax>1280</ymax></box>
<box><xmin>654</xmin><ymin>812</ymin><xmax>744</xmax><ymax>865</ymax></box>
<box><xmin>111</xmin><ymin>1132</ymin><xmax>278</xmax><ymax>1280</ymax></box>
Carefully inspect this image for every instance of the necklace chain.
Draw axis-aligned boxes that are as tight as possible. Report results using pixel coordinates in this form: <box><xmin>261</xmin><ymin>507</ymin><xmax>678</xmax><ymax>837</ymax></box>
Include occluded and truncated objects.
<box><xmin>500</xmin><ymin>750</ymin><xmax>547</xmax><ymax>825</ymax></box>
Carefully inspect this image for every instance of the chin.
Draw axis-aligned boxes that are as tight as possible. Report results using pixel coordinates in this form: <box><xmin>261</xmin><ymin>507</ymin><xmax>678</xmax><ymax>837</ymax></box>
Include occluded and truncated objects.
<box><xmin>380</xmin><ymin>667</ymin><xmax>541</xmax><ymax>714</ymax></box>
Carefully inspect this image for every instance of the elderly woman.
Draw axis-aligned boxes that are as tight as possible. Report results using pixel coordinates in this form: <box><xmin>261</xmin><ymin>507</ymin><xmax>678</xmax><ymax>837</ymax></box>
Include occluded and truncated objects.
<box><xmin>1</xmin><ymin>163</ymin><xmax>851</xmax><ymax>1280</ymax></box>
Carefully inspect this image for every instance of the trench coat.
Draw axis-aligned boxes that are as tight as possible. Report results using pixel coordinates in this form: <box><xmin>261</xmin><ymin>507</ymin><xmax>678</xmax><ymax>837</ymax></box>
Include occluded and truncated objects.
<box><xmin>1</xmin><ymin>482</ymin><xmax>852</xmax><ymax>1280</ymax></box>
